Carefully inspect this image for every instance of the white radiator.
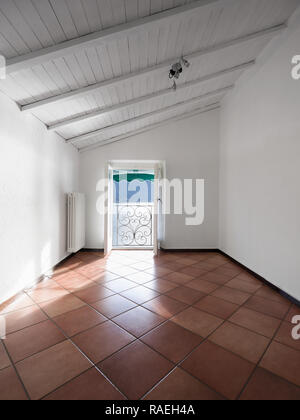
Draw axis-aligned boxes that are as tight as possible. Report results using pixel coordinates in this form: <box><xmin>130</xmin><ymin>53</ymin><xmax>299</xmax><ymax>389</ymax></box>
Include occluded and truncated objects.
<box><xmin>67</xmin><ymin>193</ymin><xmax>86</xmax><ymax>253</ymax></box>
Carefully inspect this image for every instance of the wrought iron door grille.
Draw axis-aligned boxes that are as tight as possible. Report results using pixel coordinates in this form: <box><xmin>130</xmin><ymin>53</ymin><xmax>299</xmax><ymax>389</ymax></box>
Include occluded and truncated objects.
<box><xmin>113</xmin><ymin>203</ymin><xmax>154</xmax><ymax>247</ymax></box>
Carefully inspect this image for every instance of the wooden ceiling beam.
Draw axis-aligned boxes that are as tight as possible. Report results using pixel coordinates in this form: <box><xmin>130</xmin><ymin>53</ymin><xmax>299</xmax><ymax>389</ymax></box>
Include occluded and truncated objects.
<box><xmin>7</xmin><ymin>0</ymin><xmax>223</xmax><ymax>75</ymax></box>
<box><xmin>78</xmin><ymin>104</ymin><xmax>221</xmax><ymax>153</ymax></box>
<box><xmin>66</xmin><ymin>85</ymin><xmax>233</xmax><ymax>144</ymax></box>
<box><xmin>48</xmin><ymin>60</ymin><xmax>254</xmax><ymax>131</ymax></box>
<box><xmin>20</xmin><ymin>23</ymin><xmax>285</xmax><ymax>113</ymax></box>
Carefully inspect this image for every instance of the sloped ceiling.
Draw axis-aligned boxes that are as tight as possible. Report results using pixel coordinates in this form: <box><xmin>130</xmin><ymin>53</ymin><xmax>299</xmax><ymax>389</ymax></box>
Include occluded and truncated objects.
<box><xmin>0</xmin><ymin>0</ymin><xmax>298</xmax><ymax>151</ymax></box>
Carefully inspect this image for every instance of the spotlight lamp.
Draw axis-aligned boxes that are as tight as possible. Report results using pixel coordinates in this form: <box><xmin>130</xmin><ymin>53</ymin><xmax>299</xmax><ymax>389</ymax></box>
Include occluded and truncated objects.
<box><xmin>169</xmin><ymin>62</ymin><xmax>183</xmax><ymax>80</ymax></box>
<box><xmin>182</xmin><ymin>57</ymin><xmax>191</xmax><ymax>68</ymax></box>
<box><xmin>168</xmin><ymin>57</ymin><xmax>191</xmax><ymax>89</ymax></box>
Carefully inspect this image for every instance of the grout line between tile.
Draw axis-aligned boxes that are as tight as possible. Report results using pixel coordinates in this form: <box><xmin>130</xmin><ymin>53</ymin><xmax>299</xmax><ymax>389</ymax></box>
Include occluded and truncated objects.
<box><xmin>235</xmin><ymin>304</ymin><xmax>294</xmax><ymax>400</ymax></box>
<box><xmin>2</xmin><ymin>251</ymin><xmax>298</xmax><ymax>400</ymax></box>
<box><xmin>18</xmin><ymin>298</ymin><xmax>129</xmax><ymax>400</ymax></box>
<box><xmin>1</xmin><ymin>339</ymin><xmax>31</xmax><ymax>401</ymax></box>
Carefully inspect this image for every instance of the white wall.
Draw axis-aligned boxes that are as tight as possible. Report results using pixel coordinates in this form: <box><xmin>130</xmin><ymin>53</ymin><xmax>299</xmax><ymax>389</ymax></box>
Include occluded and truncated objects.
<box><xmin>219</xmin><ymin>10</ymin><xmax>300</xmax><ymax>300</ymax></box>
<box><xmin>0</xmin><ymin>92</ymin><xmax>79</xmax><ymax>304</ymax></box>
<box><xmin>80</xmin><ymin>110</ymin><xmax>220</xmax><ymax>250</ymax></box>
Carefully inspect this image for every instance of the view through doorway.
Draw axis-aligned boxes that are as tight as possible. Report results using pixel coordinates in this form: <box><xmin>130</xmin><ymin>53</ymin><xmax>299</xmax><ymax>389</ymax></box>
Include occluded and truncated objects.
<box><xmin>112</xmin><ymin>169</ymin><xmax>155</xmax><ymax>250</ymax></box>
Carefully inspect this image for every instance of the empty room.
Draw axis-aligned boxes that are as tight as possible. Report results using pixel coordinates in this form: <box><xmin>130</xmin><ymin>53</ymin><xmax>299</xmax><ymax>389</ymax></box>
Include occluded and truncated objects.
<box><xmin>0</xmin><ymin>0</ymin><xmax>299</xmax><ymax>404</ymax></box>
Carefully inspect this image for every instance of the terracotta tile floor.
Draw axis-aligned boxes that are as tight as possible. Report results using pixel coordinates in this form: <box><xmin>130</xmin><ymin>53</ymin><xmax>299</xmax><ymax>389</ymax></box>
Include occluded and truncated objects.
<box><xmin>0</xmin><ymin>250</ymin><xmax>299</xmax><ymax>400</ymax></box>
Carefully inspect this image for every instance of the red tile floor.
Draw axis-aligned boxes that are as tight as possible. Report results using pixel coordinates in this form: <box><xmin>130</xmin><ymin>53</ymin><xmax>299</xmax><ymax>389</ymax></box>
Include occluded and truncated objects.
<box><xmin>0</xmin><ymin>250</ymin><xmax>299</xmax><ymax>400</ymax></box>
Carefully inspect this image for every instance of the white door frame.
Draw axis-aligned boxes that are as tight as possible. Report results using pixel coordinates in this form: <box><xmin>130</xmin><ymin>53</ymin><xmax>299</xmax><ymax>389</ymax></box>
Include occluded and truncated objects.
<box><xmin>104</xmin><ymin>162</ymin><xmax>113</xmax><ymax>256</ymax></box>
<box><xmin>153</xmin><ymin>164</ymin><xmax>160</xmax><ymax>256</ymax></box>
<box><xmin>104</xmin><ymin>160</ymin><xmax>165</xmax><ymax>256</ymax></box>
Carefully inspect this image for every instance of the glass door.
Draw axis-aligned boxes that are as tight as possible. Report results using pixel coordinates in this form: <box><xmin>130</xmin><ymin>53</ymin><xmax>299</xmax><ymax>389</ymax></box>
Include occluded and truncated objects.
<box><xmin>112</xmin><ymin>169</ymin><xmax>155</xmax><ymax>249</ymax></box>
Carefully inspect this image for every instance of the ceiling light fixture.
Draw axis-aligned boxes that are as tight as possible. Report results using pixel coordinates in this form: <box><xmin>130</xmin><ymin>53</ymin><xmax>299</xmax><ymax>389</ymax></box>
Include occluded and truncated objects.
<box><xmin>182</xmin><ymin>57</ymin><xmax>191</xmax><ymax>68</ymax></box>
<box><xmin>169</xmin><ymin>57</ymin><xmax>191</xmax><ymax>90</ymax></box>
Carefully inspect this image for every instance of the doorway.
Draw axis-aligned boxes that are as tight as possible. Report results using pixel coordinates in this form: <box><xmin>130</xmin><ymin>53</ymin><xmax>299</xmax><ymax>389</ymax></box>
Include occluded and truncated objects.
<box><xmin>104</xmin><ymin>161</ymin><xmax>164</xmax><ymax>256</ymax></box>
<box><xmin>112</xmin><ymin>169</ymin><xmax>155</xmax><ymax>250</ymax></box>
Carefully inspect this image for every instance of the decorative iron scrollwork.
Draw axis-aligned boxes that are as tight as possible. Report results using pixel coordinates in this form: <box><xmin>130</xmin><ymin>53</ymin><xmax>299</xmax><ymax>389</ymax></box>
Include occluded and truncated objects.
<box><xmin>115</xmin><ymin>204</ymin><xmax>153</xmax><ymax>247</ymax></box>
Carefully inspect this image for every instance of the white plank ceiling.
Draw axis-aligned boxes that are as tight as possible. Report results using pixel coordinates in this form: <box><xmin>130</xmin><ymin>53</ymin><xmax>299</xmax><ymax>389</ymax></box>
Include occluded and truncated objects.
<box><xmin>0</xmin><ymin>0</ymin><xmax>298</xmax><ymax>150</ymax></box>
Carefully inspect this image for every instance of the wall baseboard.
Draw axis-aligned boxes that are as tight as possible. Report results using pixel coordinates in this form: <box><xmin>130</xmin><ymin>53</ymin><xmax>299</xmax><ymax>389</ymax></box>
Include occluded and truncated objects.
<box><xmin>161</xmin><ymin>247</ymin><xmax>300</xmax><ymax>307</ymax></box>
<box><xmin>160</xmin><ymin>248</ymin><xmax>219</xmax><ymax>253</ymax></box>
<box><xmin>82</xmin><ymin>248</ymin><xmax>105</xmax><ymax>252</ymax></box>
<box><xmin>218</xmin><ymin>250</ymin><xmax>300</xmax><ymax>307</ymax></box>
<box><xmin>26</xmin><ymin>253</ymin><xmax>74</xmax><ymax>286</ymax></box>
<box><xmin>0</xmin><ymin>253</ymin><xmax>74</xmax><ymax>306</ymax></box>
<box><xmin>79</xmin><ymin>246</ymin><xmax>299</xmax><ymax>306</ymax></box>
<box><xmin>2</xmin><ymin>247</ymin><xmax>299</xmax><ymax>309</ymax></box>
